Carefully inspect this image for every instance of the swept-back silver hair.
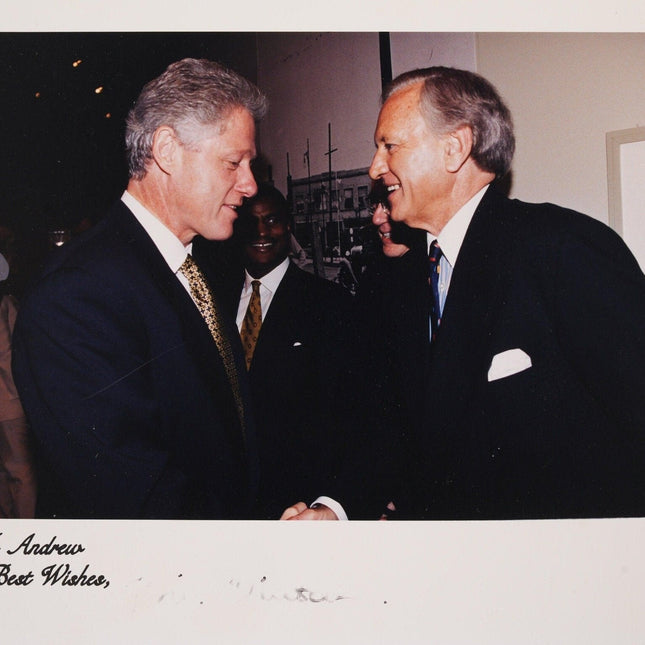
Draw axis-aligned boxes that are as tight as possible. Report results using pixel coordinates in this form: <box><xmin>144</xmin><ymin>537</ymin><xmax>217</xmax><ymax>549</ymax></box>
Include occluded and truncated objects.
<box><xmin>125</xmin><ymin>58</ymin><xmax>268</xmax><ymax>180</ymax></box>
<box><xmin>383</xmin><ymin>66</ymin><xmax>515</xmax><ymax>178</ymax></box>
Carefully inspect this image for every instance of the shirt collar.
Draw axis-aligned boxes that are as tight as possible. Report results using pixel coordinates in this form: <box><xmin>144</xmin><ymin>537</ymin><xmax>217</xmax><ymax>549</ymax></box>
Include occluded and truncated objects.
<box><xmin>121</xmin><ymin>190</ymin><xmax>191</xmax><ymax>273</ymax></box>
<box><xmin>244</xmin><ymin>257</ymin><xmax>290</xmax><ymax>293</ymax></box>
<box><xmin>431</xmin><ymin>183</ymin><xmax>490</xmax><ymax>267</ymax></box>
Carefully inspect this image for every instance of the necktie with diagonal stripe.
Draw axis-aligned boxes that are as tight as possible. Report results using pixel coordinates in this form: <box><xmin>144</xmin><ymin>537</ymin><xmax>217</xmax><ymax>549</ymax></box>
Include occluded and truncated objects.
<box><xmin>428</xmin><ymin>239</ymin><xmax>443</xmax><ymax>342</ymax></box>
<box><xmin>178</xmin><ymin>254</ymin><xmax>247</xmax><ymax>438</ymax></box>
<box><xmin>240</xmin><ymin>280</ymin><xmax>262</xmax><ymax>370</ymax></box>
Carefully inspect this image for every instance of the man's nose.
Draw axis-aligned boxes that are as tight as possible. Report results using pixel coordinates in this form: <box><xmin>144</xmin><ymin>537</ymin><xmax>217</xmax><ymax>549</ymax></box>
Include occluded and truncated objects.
<box><xmin>256</xmin><ymin>218</ymin><xmax>269</xmax><ymax>236</ymax></box>
<box><xmin>371</xmin><ymin>204</ymin><xmax>388</xmax><ymax>226</ymax></box>
<box><xmin>369</xmin><ymin>149</ymin><xmax>387</xmax><ymax>181</ymax></box>
<box><xmin>237</xmin><ymin>164</ymin><xmax>257</xmax><ymax>198</ymax></box>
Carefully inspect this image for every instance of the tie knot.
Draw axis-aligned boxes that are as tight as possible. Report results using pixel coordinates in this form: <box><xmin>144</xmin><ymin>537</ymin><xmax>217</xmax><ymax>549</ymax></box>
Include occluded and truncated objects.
<box><xmin>251</xmin><ymin>280</ymin><xmax>261</xmax><ymax>294</ymax></box>
<box><xmin>429</xmin><ymin>240</ymin><xmax>442</xmax><ymax>263</ymax></box>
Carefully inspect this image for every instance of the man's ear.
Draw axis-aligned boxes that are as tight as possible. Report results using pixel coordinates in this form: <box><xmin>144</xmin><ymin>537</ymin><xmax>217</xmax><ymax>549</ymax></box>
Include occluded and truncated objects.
<box><xmin>151</xmin><ymin>126</ymin><xmax>178</xmax><ymax>175</ymax></box>
<box><xmin>444</xmin><ymin>125</ymin><xmax>473</xmax><ymax>173</ymax></box>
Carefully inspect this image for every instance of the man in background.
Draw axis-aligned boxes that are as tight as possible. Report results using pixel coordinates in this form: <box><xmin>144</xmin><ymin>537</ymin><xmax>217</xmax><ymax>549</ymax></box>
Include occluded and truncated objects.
<box><xmin>211</xmin><ymin>183</ymin><xmax>359</xmax><ymax>519</ymax></box>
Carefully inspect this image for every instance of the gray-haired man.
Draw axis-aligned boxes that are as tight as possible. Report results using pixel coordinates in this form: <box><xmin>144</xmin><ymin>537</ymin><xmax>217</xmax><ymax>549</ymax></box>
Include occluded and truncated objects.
<box><xmin>13</xmin><ymin>59</ymin><xmax>267</xmax><ymax>519</ymax></box>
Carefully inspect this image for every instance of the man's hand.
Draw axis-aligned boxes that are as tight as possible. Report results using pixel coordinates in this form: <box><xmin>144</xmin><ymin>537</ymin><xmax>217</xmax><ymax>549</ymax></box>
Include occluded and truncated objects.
<box><xmin>280</xmin><ymin>502</ymin><xmax>339</xmax><ymax>520</ymax></box>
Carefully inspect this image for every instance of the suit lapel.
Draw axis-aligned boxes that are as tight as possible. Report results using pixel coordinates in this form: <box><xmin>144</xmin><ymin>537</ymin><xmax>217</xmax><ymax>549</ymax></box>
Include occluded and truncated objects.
<box><xmin>111</xmin><ymin>203</ymin><xmax>215</xmax><ymax>352</ymax></box>
<box><xmin>426</xmin><ymin>189</ymin><xmax>508</xmax><ymax>429</ymax></box>
<box><xmin>111</xmin><ymin>202</ymin><xmax>250</xmax><ymax>454</ymax></box>
<box><xmin>257</xmin><ymin>261</ymin><xmax>297</xmax><ymax>329</ymax></box>
<box><xmin>249</xmin><ymin>262</ymin><xmax>301</xmax><ymax>365</ymax></box>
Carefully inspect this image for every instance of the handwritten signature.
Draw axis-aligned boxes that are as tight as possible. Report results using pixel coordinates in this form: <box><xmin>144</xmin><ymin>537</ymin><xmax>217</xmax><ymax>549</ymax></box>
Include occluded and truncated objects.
<box><xmin>229</xmin><ymin>578</ymin><xmax>349</xmax><ymax>603</ymax></box>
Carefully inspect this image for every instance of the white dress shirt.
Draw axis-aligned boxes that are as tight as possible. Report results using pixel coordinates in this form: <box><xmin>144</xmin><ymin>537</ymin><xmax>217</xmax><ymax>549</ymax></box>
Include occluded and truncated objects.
<box><xmin>121</xmin><ymin>190</ymin><xmax>195</xmax><ymax>298</ymax></box>
<box><xmin>235</xmin><ymin>257</ymin><xmax>290</xmax><ymax>330</ymax></box>
<box><xmin>428</xmin><ymin>183</ymin><xmax>490</xmax><ymax>318</ymax></box>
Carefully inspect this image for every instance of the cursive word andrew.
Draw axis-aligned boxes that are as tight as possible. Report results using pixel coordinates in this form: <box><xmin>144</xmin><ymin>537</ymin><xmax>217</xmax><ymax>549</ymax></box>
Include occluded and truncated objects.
<box><xmin>5</xmin><ymin>533</ymin><xmax>85</xmax><ymax>556</ymax></box>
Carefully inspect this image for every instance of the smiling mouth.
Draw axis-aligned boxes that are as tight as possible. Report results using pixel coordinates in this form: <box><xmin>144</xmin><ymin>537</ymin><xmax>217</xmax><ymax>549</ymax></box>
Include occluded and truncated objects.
<box><xmin>376</xmin><ymin>225</ymin><xmax>393</xmax><ymax>242</ymax></box>
<box><xmin>249</xmin><ymin>241</ymin><xmax>274</xmax><ymax>250</ymax></box>
<box><xmin>386</xmin><ymin>184</ymin><xmax>401</xmax><ymax>193</ymax></box>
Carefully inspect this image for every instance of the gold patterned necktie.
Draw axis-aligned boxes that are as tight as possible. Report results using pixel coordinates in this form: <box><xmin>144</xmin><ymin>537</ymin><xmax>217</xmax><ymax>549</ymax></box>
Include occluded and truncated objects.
<box><xmin>178</xmin><ymin>254</ymin><xmax>246</xmax><ymax>438</ymax></box>
<box><xmin>240</xmin><ymin>280</ymin><xmax>262</xmax><ymax>370</ymax></box>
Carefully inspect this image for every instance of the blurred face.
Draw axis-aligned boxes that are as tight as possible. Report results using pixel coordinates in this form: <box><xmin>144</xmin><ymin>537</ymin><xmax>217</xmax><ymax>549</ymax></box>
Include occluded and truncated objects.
<box><xmin>371</xmin><ymin>203</ymin><xmax>409</xmax><ymax>258</ymax></box>
<box><xmin>171</xmin><ymin>107</ymin><xmax>257</xmax><ymax>243</ymax></box>
<box><xmin>238</xmin><ymin>197</ymin><xmax>291</xmax><ymax>278</ymax></box>
<box><xmin>369</xmin><ymin>83</ymin><xmax>451</xmax><ymax>235</ymax></box>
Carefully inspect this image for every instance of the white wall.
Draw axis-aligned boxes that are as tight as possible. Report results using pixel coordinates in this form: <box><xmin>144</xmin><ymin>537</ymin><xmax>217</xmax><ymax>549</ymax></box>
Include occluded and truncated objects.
<box><xmin>256</xmin><ymin>33</ymin><xmax>382</xmax><ymax>194</ymax></box>
<box><xmin>477</xmin><ymin>33</ymin><xmax>645</xmax><ymax>224</ymax></box>
<box><xmin>390</xmin><ymin>32</ymin><xmax>476</xmax><ymax>75</ymax></box>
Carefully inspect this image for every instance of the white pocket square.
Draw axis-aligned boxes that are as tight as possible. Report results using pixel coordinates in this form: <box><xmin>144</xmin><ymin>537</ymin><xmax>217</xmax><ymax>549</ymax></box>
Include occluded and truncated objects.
<box><xmin>487</xmin><ymin>348</ymin><xmax>532</xmax><ymax>382</ymax></box>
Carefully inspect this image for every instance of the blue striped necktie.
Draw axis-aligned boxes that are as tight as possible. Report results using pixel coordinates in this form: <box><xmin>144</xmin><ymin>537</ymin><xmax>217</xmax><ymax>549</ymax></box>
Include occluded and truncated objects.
<box><xmin>428</xmin><ymin>240</ymin><xmax>443</xmax><ymax>342</ymax></box>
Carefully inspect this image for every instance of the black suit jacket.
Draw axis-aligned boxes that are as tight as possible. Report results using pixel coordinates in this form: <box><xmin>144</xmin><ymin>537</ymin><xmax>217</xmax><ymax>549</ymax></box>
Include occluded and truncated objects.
<box><xmin>221</xmin><ymin>261</ymin><xmax>360</xmax><ymax>518</ymax></box>
<box><xmin>365</xmin><ymin>187</ymin><xmax>645</xmax><ymax>520</ymax></box>
<box><xmin>12</xmin><ymin>200</ymin><xmax>257</xmax><ymax>519</ymax></box>
<box><xmin>354</xmin><ymin>229</ymin><xmax>431</xmax><ymax>516</ymax></box>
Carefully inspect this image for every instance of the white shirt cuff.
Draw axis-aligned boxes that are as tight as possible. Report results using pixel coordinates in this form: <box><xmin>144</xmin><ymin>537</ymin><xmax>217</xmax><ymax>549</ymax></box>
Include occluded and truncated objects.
<box><xmin>312</xmin><ymin>496</ymin><xmax>348</xmax><ymax>521</ymax></box>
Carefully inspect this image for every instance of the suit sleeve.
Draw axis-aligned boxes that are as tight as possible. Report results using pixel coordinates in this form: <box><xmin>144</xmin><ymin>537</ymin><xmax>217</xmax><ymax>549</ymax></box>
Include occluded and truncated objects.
<box><xmin>555</xmin><ymin>224</ymin><xmax>645</xmax><ymax>432</ymax></box>
<box><xmin>12</xmin><ymin>266</ymin><xmax>189</xmax><ymax>518</ymax></box>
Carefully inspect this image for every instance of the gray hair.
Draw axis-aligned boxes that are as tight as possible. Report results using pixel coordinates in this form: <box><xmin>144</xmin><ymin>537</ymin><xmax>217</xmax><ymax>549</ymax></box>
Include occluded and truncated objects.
<box><xmin>383</xmin><ymin>66</ymin><xmax>515</xmax><ymax>178</ymax></box>
<box><xmin>125</xmin><ymin>58</ymin><xmax>268</xmax><ymax>179</ymax></box>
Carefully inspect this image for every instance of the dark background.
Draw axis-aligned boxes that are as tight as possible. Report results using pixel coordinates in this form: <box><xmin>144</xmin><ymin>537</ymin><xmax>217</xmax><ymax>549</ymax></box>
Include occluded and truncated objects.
<box><xmin>0</xmin><ymin>32</ymin><xmax>258</xmax><ymax>233</ymax></box>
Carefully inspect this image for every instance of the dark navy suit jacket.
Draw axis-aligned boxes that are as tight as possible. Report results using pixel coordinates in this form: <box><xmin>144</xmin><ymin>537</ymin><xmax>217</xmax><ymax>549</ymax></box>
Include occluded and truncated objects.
<box><xmin>361</xmin><ymin>187</ymin><xmax>645</xmax><ymax>519</ymax></box>
<box><xmin>12</xmin><ymin>200</ymin><xmax>257</xmax><ymax>519</ymax></box>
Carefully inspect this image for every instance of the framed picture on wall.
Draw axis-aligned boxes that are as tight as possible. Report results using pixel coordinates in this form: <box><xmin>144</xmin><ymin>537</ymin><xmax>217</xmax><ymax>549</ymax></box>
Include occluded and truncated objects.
<box><xmin>606</xmin><ymin>126</ymin><xmax>645</xmax><ymax>272</ymax></box>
